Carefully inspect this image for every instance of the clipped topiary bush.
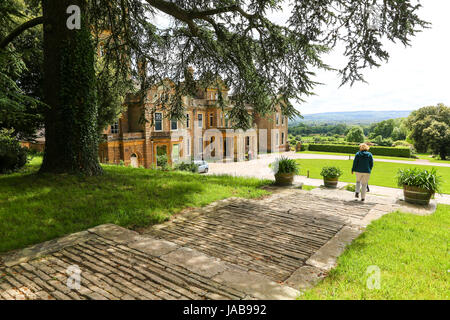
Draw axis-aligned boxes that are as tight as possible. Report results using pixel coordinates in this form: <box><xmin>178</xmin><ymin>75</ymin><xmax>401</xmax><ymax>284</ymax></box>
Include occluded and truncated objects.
<box><xmin>0</xmin><ymin>129</ymin><xmax>28</xmax><ymax>174</ymax></box>
<box><xmin>308</xmin><ymin>144</ymin><xmax>411</xmax><ymax>157</ymax></box>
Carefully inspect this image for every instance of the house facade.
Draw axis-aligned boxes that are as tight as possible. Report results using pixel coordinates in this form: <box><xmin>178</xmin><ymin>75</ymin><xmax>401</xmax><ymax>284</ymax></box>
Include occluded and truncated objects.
<box><xmin>99</xmin><ymin>81</ymin><xmax>289</xmax><ymax>168</ymax></box>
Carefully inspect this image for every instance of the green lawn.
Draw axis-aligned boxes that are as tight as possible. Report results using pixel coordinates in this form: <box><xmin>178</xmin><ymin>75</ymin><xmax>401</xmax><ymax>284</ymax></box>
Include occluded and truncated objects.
<box><xmin>295</xmin><ymin>159</ymin><xmax>450</xmax><ymax>194</ymax></box>
<box><xmin>300</xmin><ymin>204</ymin><xmax>450</xmax><ymax>300</ymax></box>
<box><xmin>296</xmin><ymin>150</ymin><xmax>416</xmax><ymax>161</ymax></box>
<box><xmin>0</xmin><ymin>157</ymin><xmax>271</xmax><ymax>253</ymax></box>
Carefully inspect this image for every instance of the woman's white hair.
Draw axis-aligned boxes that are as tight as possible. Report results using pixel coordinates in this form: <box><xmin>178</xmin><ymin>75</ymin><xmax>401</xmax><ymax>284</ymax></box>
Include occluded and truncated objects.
<box><xmin>359</xmin><ymin>143</ymin><xmax>370</xmax><ymax>151</ymax></box>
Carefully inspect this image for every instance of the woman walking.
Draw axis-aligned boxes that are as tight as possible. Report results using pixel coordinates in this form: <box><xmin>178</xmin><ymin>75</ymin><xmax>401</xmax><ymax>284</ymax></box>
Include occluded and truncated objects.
<box><xmin>352</xmin><ymin>143</ymin><xmax>374</xmax><ymax>202</ymax></box>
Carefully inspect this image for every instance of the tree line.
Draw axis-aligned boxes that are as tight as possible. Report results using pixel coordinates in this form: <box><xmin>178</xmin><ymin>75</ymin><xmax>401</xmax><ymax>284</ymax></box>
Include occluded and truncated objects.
<box><xmin>289</xmin><ymin>104</ymin><xmax>450</xmax><ymax>160</ymax></box>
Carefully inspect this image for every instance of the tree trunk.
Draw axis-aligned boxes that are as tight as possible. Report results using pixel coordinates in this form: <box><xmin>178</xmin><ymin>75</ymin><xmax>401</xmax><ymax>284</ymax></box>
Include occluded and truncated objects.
<box><xmin>439</xmin><ymin>147</ymin><xmax>446</xmax><ymax>160</ymax></box>
<box><xmin>40</xmin><ymin>0</ymin><xmax>102</xmax><ymax>175</ymax></box>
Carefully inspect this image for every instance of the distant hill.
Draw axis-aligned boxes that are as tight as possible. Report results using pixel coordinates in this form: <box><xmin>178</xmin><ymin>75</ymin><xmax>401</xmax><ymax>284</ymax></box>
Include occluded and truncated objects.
<box><xmin>291</xmin><ymin>110</ymin><xmax>413</xmax><ymax>125</ymax></box>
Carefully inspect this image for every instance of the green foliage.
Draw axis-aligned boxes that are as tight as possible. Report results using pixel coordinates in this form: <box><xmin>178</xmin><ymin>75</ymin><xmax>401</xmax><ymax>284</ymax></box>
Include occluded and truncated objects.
<box><xmin>157</xmin><ymin>154</ymin><xmax>169</xmax><ymax>170</ymax></box>
<box><xmin>320</xmin><ymin>166</ymin><xmax>343</xmax><ymax>179</ymax></box>
<box><xmin>0</xmin><ymin>128</ymin><xmax>28</xmax><ymax>173</ymax></box>
<box><xmin>300</xmin><ymin>143</ymin><xmax>309</xmax><ymax>151</ymax></box>
<box><xmin>406</xmin><ymin>104</ymin><xmax>450</xmax><ymax>159</ymax></box>
<box><xmin>95</xmin><ymin>50</ymin><xmax>133</xmax><ymax>135</ymax></box>
<box><xmin>372</xmin><ymin>135</ymin><xmax>393</xmax><ymax>147</ymax></box>
<box><xmin>289</xmin><ymin>123</ymin><xmax>349</xmax><ymax>136</ymax></box>
<box><xmin>308</xmin><ymin>144</ymin><xmax>411</xmax><ymax>158</ymax></box>
<box><xmin>0</xmin><ymin>1</ymin><xmax>45</xmax><ymax>140</ymax></box>
<box><xmin>397</xmin><ymin>168</ymin><xmax>441</xmax><ymax>193</ymax></box>
<box><xmin>344</xmin><ymin>184</ymin><xmax>356</xmax><ymax>192</ymax></box>
<box><xmin>175</xmin><ymin>161</ymin><xmax>198</xmax><ymax>173</ymax></box>
<box><xmin>0</xmin><ymin>48</ymin><xmax>45</xmax><ymax>140</ymax></box>
<box><xmin>272</xmin><ymin>156</ymin><xmax>299</xmax><ymax>175</ymax></box>
<box><xmin>346</xmin><ymin>126</ymin><xmax>365</xmax><ymax>143</ymax></box>
<box><xmin>368</xmin><ymin>119</ymin><xmax>395</xmax><ymax>139</ymax></box>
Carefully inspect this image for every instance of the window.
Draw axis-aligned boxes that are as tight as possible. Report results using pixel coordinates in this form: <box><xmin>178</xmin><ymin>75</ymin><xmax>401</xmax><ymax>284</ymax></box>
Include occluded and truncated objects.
<box><xmin>276</xmin><ymin>113</ymin><xmax>280</xmax><ymax>126</ymax></box>
<box><xmin>110</xmin><ymin>121</ymin><xmax>119</xmax><ymax>134</ymax></box>
<box><xmin>198</xmin><ymin>137</ymin><xmax>203</xmax><ymax>152</ymax></box>
<box><xmin>225</xmin><ymin>114</ymin><xmax>229</xmax><ymax>127</ymax></box>
<box><xmin>276</xmin><ymin>132</ymin><xmax>279</xmax><ymax>146</ymax></box>
<box><xmin>186</xmin><ymin>137</ymin><xmax>190</xmax><ymax>156</ymax></box>
<box><xmin>281</xmin><ymin>115</ymin><xmax>285</xmax><ymax>125</ymax></box>
<box><xmin>172</xmin><ymin>144</ymin><xmax>180</xmax><ymax>162</ymax></box>
<box><xmin>209</xmin><ymin>113</ymin><xmax>214</xmax><ymax>127</ymax></box>
<box><xmin>281</xmin><ymin>132</ymin><xmax>285</xmax><ymax>144</ymax></box>
<box><xmin>186</xmin><ymin>113</ymin><xmax>190</xmax><ymax>128</ymax></box>
<box><xmin>154</xmin><ymin>112</ymin><xmax>163</xmax><ymax>131</ymax></box>
<box><xmin>171</xmin><ymin>119</ymin><xmax>178</xmax><ymax>131</ymax></box>
<box><xmin>198</xmin><ymin>113</ymin><xmax>203</xmax><ymax>128</ymax></box>
<box><xmin>220</xmin><ymin>113</ymin><xmax>224</xmax><ymax>127</ymax></box>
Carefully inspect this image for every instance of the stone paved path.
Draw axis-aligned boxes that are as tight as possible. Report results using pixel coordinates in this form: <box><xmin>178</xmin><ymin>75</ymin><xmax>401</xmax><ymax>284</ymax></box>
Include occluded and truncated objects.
<box><xmin>0</xmin><ymin>189</ymin><xmax>404</xmax><ymax>300</ymax></box>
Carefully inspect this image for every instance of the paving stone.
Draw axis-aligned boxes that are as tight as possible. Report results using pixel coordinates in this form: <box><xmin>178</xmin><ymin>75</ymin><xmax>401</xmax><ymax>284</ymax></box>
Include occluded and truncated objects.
<box><xmin>128</xmin><ymin>237</ymin><xmax>179</xmax><ymax>257</ymax></box>
<box><xmin>0</xmin><ymin>230</ymin><xmax>94</xmax><ymax>267</ymax></box>
<box><xmin>285</xmin><ymin>265</ymin><xmax>327</xmax><ymax>291</ymax></box>
<box><xmin>87</xmin><ymin>224</ymin><xmax>139</xmax><ymax>243</ymax></box>
<box><xmin>161</xmin><ymin>247</ymin><xmax>228</xmax><ymax>278</ymax></box>
<box><xmin>212</xmin><ymin>268</ymin><xmax>299</xmax><ymax>300</ymax></box>
<box><xmin>306</xmin><ymin>226</ymin><xmax>363</xmax><ymax>271</ymax></box>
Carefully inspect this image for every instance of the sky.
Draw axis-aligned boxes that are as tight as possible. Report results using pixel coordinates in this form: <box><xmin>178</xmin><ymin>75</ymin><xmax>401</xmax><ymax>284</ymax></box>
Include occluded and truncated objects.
<box><xmin>287</xmin><ymin>0</ymin><xmax>450</xmax><ymax>114</ymax></box>
<box><xmin>153</xmin><ymin>1</ymin><xmax>450</xmax><ymax>115</ymax></box>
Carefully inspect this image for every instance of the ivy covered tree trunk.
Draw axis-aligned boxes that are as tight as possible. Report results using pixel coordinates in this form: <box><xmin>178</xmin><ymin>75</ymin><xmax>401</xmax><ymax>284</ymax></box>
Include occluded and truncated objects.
<box><xmin>40</xmin><ymin>0</ymin><xmax>102</xmax><ymax>175</ymax></box>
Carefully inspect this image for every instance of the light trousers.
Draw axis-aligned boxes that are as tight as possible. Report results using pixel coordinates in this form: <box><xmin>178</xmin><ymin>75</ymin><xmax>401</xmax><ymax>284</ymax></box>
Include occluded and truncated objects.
<box><xmin>355</xmin><ymin>172</ymin><xmax>371</xmax><ymax>199</ymax></box>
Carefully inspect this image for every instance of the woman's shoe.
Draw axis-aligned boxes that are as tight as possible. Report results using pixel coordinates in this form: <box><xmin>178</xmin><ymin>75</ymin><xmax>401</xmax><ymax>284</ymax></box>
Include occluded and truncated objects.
<box><xmin>361</xmin><ymin>199</ymin><xmax>365</xmax><ymax>202</ymax></box>
<box><xmin>355</xmin><ymin>192</ymin><xmax>359</xmax><ymax>198</ymax></box>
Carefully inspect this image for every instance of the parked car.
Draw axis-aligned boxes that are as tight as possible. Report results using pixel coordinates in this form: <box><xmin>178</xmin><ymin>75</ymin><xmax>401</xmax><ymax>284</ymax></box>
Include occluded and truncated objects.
<box><xmin>194</xmin><ymin>160</ymin><xmax>209</xmax><ymax>173</ymax></box>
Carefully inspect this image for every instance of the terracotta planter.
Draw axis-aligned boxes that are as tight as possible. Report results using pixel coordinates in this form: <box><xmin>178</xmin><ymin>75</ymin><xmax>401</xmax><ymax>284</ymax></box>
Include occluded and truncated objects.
<box><xmin>275</xmin><ymin>173</ymin><xmax>295</xmax><ymax>186</ymax></box>
<box><xmin>403</xmin><ymin>185</ymin><xmax>433</xmax><ymax>205</ymax></box>
<box><xmin>323</xmin><ymin>177</ymin><xmax>339</xmax><ymax>188</ymax></box>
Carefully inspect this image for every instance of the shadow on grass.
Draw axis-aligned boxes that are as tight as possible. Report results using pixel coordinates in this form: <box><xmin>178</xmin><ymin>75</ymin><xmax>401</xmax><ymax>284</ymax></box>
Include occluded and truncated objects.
<box><xmin>0</xmin><ymin>164</ymin><xmax>270</xmax><ymax>253</ymax></box>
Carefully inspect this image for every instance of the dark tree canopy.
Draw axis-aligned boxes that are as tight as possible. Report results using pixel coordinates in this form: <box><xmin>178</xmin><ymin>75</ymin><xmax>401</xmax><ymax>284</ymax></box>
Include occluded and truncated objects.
<box><xmin>88</xmin><ymin>0</ymin><xmax>428</xmax><ymax>128</ymax></box>
<box><xmin>0</xmin><ymin>0</ymin><xmax>428</xmax><ymax>174</ymax></box>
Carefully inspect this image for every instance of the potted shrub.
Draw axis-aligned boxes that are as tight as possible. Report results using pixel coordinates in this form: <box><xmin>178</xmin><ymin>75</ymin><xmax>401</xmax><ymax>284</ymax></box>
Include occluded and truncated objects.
<box><xmin>320</xmin><ymin>166</ymin><xmax>343</xmax><ymax>188</ymax></box>
<box><xmin>397</xmin><ymin>168</ymin><xmax>441</xmax><ymax>205</ymax></box>
<box><xmin>272</xmin><ymin>156</ymin><xmax>299</xmax><ymax>186</ymax></box>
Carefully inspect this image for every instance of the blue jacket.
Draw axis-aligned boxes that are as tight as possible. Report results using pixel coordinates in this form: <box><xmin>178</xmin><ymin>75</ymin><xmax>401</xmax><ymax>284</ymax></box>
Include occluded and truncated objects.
<box><xmin>352</xmin><ymin>151</ymin><xmax>374</xmax><ymax>173</ymax></box>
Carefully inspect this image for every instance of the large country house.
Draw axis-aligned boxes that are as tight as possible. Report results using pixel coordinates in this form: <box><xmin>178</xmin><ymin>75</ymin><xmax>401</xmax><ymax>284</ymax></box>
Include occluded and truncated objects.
<box><xmin>99</xmin><ymin>79</ymin><xmax>289</xmax><ymax>168</ymax></box>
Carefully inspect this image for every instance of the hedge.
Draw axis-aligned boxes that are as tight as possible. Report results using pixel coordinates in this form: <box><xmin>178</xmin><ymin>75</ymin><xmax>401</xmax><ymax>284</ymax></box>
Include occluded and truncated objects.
<box><xmin>307</xmin><ymin>144</ymin><xmax>411</xmax><ymax>158</ymax></box>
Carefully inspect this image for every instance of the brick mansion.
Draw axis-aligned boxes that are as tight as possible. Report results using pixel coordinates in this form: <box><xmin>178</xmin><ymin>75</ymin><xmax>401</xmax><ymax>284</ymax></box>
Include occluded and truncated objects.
<box><xmin>99</xmin><ymin>79</ymin><xmax>289</xmax><ymax>168</ymax></box>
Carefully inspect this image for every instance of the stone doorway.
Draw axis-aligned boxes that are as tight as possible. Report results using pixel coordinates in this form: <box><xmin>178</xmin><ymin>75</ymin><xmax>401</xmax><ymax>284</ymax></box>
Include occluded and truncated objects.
<box><xmin>130</xmin><ymin>154</ymin><xmax>138</xmax><ymax>168</ymax></box>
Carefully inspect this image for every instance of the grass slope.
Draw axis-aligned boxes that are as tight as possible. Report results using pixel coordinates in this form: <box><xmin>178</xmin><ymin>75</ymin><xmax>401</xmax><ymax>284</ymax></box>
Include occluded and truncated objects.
<box><xmin>301</xmin><ymin>204</ymin><xmax>450</xmax><ymax>300</ymax></box>
<box><xmin>0</xmin><ymin>157</ymin><xmax>270</xmax><ymax>253</ymax></box>
<box><xmin>295</xmin><ymin>159</ymin><xmax>450</xmax><ymax>193</ymax></box>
